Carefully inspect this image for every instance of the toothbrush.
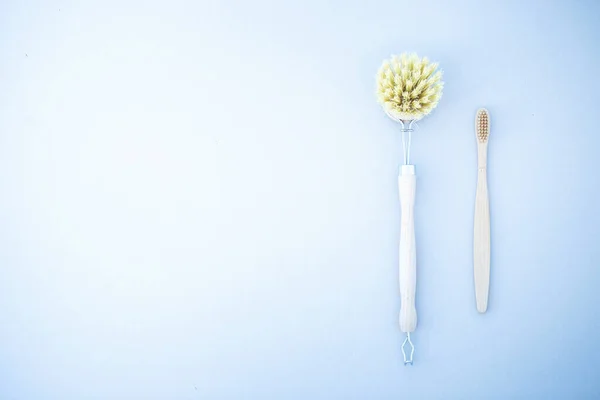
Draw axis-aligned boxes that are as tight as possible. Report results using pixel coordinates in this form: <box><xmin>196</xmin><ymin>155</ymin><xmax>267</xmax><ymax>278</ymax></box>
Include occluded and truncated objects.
<box><xmin>376</xmin><ymin>53</ymin><xmax>443</xmax><ymax>364</ymax></box>
<box><xmin>474</xmin><ymin>108</ymin><xmax>491</xmax><ymax>313</ymax></box>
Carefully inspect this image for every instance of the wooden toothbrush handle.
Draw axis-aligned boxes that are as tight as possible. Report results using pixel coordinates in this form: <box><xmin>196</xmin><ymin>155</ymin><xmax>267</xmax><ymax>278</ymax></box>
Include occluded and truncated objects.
<box><xmin>399</xmin><ymin>165</ymin><xmax>417</xmax><ymax>332</ymax></box>
<box><xmin>474</xmin><ymin>166</ymin><xmax>490</xmax><ymax>313</ymax></box>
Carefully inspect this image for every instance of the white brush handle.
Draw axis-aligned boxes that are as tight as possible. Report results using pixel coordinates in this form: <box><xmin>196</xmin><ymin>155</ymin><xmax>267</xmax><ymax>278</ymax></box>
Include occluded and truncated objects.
<box><xmin>474</xmin><ymin>155</ymin><xmax>490</xmax><ymax>313</ymax></box>
<box><xmin>398</xmin><ymin>165</ymin><xmax>417</xmax><ymax>332</ymax></box>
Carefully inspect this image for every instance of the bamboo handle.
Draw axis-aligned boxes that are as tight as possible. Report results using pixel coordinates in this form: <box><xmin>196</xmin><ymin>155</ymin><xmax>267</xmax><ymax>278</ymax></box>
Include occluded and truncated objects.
<box><xmin>474</xmin><ymin>152</ymin><xmax>490</xmax><ymax>313</ymax></box>
<box><xmin>399</xmin><ymin>165</ymin><xmax>417</xmax><ymax>332</ymax></box>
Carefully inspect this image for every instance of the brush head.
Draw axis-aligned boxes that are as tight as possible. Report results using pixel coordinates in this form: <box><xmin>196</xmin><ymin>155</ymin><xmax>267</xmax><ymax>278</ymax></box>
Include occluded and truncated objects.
<box><xmin>476</xmin><ymin>108</ymin><xmax>490</xmax><ymax>143</ymax></box>
<box><xmin>376</xmin><ymin>53</ymin><xmax>443</xmax><ymax>122</ymax></box>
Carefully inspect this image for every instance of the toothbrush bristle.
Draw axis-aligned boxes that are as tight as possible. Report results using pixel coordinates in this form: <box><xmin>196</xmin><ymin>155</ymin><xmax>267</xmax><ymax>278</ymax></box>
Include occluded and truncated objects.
<box><xmin>476</xmin><ymin>109</ymin><xmax>490</xmax><ymax>143</ymax></box>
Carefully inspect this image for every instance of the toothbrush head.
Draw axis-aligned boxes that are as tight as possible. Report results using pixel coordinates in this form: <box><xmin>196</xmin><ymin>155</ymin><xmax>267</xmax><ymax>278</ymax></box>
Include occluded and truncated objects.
<box><xmin>376</xmin><ymin>53</ymin><xmax>443</xmax><ymax>122</ymax></box>
<box><xmin>476</xmin><ymin>108</ymin><xmax>490</xmax><ymax>143</ymax></box>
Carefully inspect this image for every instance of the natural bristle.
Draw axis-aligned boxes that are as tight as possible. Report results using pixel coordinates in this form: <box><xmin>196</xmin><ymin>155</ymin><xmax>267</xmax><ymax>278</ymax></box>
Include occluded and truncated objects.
<box><xmin>376</xmin><ymin>53</ymin><xmax>443</xmax><ymax>121</ymax></box>
<box><xmin>476</xmin><ymin>109</ymin><xmax>490</xmax><ymax>143</ymax></box>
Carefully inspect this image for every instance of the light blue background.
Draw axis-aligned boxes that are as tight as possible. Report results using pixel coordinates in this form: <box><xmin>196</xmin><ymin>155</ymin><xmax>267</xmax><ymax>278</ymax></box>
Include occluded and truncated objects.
<box><xmin>1</xmin><ymin>0</ymin><xmax>599</xmax><ymax>398</ymax></box>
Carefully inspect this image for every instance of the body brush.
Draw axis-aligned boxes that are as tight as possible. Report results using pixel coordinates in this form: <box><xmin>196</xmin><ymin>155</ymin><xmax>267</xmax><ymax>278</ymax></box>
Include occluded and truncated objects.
<box><xmin>376</xmin><ymin>53</ymin><xmax>443</xmax><ymax>365</ymax></box>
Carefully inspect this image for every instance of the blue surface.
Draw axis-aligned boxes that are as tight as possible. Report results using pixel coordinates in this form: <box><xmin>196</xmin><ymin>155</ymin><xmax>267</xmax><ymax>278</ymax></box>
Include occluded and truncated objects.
<box><xmin>1</xmin><ymin>0</ymin><xmax>600</xmax><ymax>398</ymax></box>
